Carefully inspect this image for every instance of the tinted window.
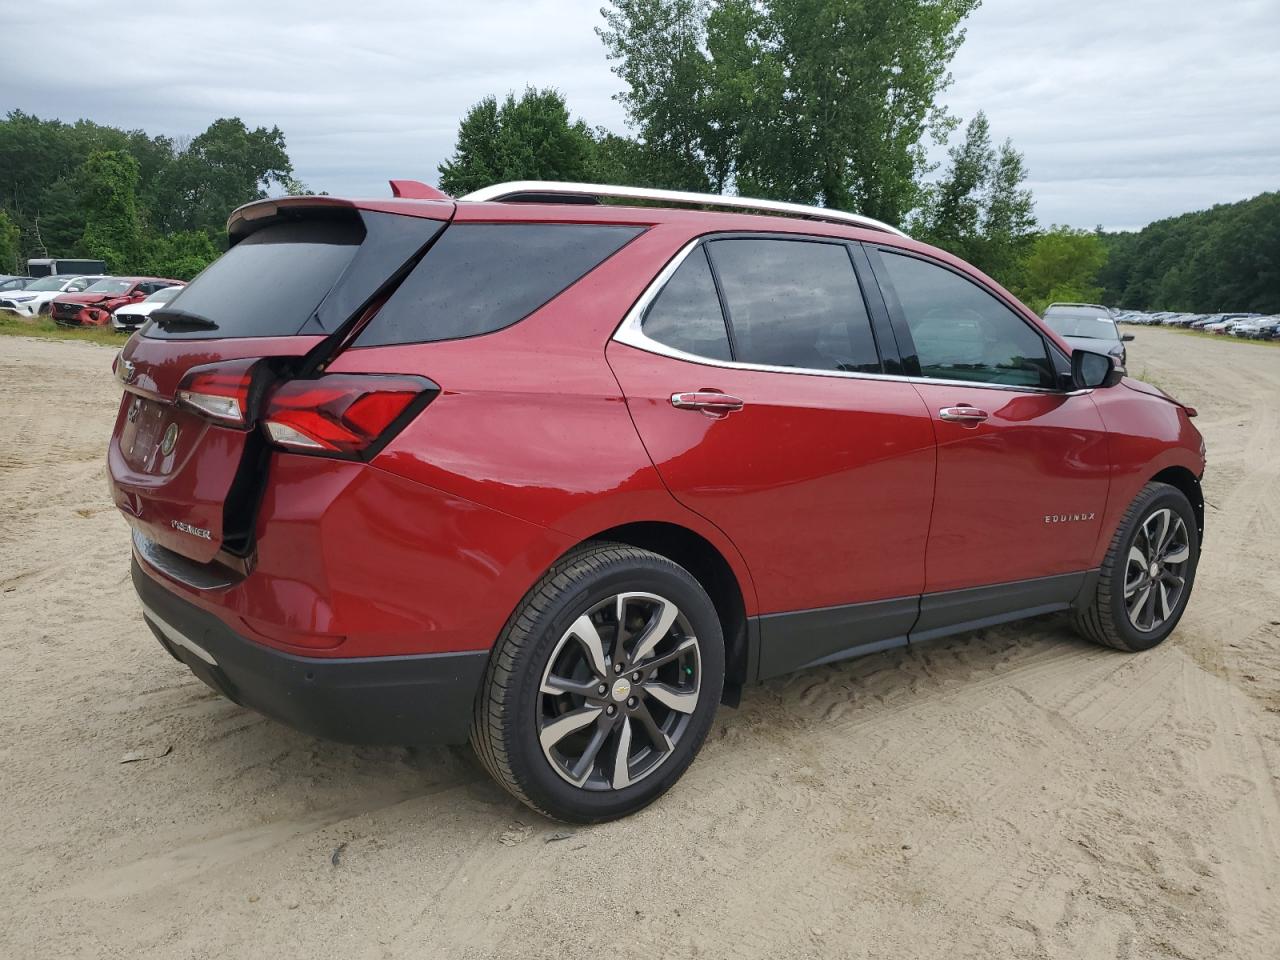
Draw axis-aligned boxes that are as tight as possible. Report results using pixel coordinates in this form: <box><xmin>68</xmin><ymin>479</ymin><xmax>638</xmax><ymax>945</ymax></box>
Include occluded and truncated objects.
<box><xmin>146</xmin><ymin>218</ymin><xmax>363</xmax><ymax>339</ymax></box>
<box><xmin>1043</xmin><ymin>308</ymin><xmax>1120</xmax><ymax>341</ymax></box>
<box><xmin>24</xmin><ymin>276</ymin><xmax>70</xmax><ymax>291</ymax></box>
<box><xmin>707</xmin><ymin>239</ymin><xmax>880</xmax><ymax>373</ymax></box>
<box><xmin>880</xmin><ymin>252</ymin><xmax>1053</xmax><ymax>387</ymax></box>
<box><xmin>641</xmin><ymin>246</ymin><xmax>731</xmax><ymax>360</ymax></box>
<box><xmin>357</xmin><ymin>223</ymin><xmax>643</xmax><ymax>347</ymax></box>
<box><xmin>147</xmin><ymin>285</ymin><xmax>182</xmax><ymax>303</ymax></box>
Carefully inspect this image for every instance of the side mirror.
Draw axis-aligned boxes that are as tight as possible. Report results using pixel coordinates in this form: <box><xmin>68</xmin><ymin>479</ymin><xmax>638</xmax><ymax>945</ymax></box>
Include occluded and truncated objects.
<box><xmin>1121</xmin><ymin>333</ymin><xmax>1135</xmax><ymax>342</ymax></box>
<box><xmin>1071</xmin><ymin>348</ymin><xmax>1120</xmax><ymax>390</ymax></box>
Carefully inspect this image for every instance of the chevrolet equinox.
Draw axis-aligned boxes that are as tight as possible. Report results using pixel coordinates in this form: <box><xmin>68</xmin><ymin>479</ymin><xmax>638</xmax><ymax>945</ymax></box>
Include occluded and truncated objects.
<box><xmin>109</xmin><ymin>180</ymin><xmax>1206</xmax><ymax>822</ymax></box>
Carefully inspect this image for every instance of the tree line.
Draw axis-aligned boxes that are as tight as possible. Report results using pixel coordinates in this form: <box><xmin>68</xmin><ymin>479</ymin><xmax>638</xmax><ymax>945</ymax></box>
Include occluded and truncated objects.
<box><xmin>0</xmin><ymin>110</ymin><xmax>299</xmax><ymax>278</ymax></box>
<box><xmin>1099</xmin><ymin>192</ymin><xmax>1279</xmax><ymax>314</ymax></box>
<box><xmin>2</xmin><ymin>0</ymin><xmax>1272</xmax><ymax>315</ymax></box>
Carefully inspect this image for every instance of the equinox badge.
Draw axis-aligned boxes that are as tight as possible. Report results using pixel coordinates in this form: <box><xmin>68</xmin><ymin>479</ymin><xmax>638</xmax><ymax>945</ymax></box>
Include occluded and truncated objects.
<box><xmin>1044</xmin><ymin>512</ymin><xmax>1096</xmax><ymax>524</ymax></box>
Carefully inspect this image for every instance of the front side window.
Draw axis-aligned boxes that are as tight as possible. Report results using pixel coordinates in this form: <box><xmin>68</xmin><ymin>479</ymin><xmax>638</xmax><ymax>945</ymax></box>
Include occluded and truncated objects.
<box><xmin>707</xmin><ymin>238</ymin><xmax>880</xmax><ymax>373</ymax></box>
<box><xmin>880</xmin><ymin>251</ymin><xmax>1054</xmax><ymax>388</ymax></box>
<box><xmin>641</xmin><ymin>246</ymin><xmax>732</xmax><ymax>360</ymax></box>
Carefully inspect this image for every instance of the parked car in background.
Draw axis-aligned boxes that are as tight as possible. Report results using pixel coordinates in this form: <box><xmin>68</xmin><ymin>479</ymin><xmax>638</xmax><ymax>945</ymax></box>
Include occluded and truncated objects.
<box><xmin>0</xmin><ymin>274</ymin><xmax>105</xmax><ymax>316</ymax></box>
<box><xmin>51</xmin><ymin>276</ymin><xmax>183</xmax><ymax>327</ymax></box>
<box><xmin>1230</xmin><ymin>316</ymin><xmax>1280</xmax><ymax>339</ymax></box>
<box><xmin>1203</xmin><ymin>317</ymin><xmax>1254</xmax><ymax>335</ymax></box>
<box><xmin>110</xmin><ymin>180</ymin><xmax>1206</xmax><ymax>822</ymax></box>
<box><xmin>111</xmin><ymin>283</ymin><xmax>185</xmax><ymax>333</ymax></box>
<box><xmin>1042</xmin><ymin>303</ymin><xmax>1133</xmax><ymax>365</ymax></box>
<box><xmin>0</xmin><ymin>275</ymin><xmax>35</xmax><ymax>293</ymax></box>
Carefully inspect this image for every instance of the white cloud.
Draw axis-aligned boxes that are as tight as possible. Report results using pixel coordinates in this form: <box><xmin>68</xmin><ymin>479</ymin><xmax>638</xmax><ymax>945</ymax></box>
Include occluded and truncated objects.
<box><xmin>5</xmin><ymin>0</ymin><xmax>1276</xmax><ymax>229</ymax></box>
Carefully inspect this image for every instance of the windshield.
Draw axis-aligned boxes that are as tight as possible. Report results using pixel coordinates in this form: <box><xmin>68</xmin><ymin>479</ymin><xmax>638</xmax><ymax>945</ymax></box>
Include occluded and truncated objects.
<box><xmin>146</xmin><ymin>285</ymin><xmax>182</xmax><ymax>303</ymax></box>
<box><xmin>26</xmin><ymin>276</ymin><xmax>73</xmax><ymax>291</ymax></box>
<box><xmin>84</xmin><ymin>278</ymin><xmax>134</xmax><ymax>294</ymax></box>
<box><xmin>1043</xmin><ymin>309</ymin><xmax>1119</xmax><ymax>340</ymax></box>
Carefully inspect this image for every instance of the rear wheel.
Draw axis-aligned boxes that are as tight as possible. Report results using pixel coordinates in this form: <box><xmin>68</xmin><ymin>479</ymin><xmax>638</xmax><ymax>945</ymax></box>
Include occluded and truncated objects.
<box><xmin>471</xmin><ymin>543</ymin><xmax>724</xmax><ymax>823</ymax></box>
<box><xmin>1073</xmin><ymin>481</ymin><xmax>1199</xmax><ymax>651</ymax></box>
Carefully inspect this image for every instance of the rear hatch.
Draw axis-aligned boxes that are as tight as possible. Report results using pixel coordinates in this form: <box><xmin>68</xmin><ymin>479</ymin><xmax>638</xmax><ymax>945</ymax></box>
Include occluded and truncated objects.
<box><xmin>110</xmin><ymin>199</ymin><xmax>451</xmax><ymax>567</ymax></box>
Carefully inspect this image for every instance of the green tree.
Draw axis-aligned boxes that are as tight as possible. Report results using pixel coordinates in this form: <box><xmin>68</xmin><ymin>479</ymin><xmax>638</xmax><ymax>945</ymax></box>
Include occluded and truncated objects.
<box><xmin>1013</xmin><ymin>226</ymin><xmax>1108</xmax><ymax>314</ymax></box>
<box><xmin>145</xmin><ymin>230</ymin><xmax>220</xmax><ymax>280</ymax></box>
<box><xmin>438</xmin><ymin>89</ymin><xmax>598</xmax><ymax>196</ymax></box>
<box><xmin>916</xmin><ymin>112</ymin><xmax>994</xmax><ymax>260</ymax></box>
<box><xmin>0</xmin><ymin>209</ymin><xmax>19</xmax><ymax>273</ymax></box>
<box><xmin>979</xmin><ymin>139</ymin><xmax>1037</xmax><ymax>283</ymax></box>
<box><xmin>596</xmin><ymin>0</ymin><xmax>721</xmax><ymax>192</ymax></box>
<box><xmin>149</xmin><ymin>117</ymin><xmax>293</xmax><ymax>235</ymax></box>
<box><xmin>599</xmin><ymin>0</ymin><xmax>980</xmax><ymax>224</ymax></box>
<box><xmin>914</xmin><ymin>112</ymin><xmax>1036</xmax><ymax>284</ymax></box>
<box><xmin>77</xmin><ymin>150</ymin><xmax>144</xmax><ymax>272</ymax></box>
<box><xmin>1098</xmin><ymin>192</ymin><xmax>1279</xmax><ymax>313</ymax></box>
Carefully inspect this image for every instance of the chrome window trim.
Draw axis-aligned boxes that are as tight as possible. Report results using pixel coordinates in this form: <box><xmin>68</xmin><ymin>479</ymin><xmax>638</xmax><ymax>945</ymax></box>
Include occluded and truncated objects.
<box><xmin>458</xmin><ymin>181</ymin><xmax>909</xmax><ymax>238</ymax></box>
<box><xmin>612</xmin><ymin>237</ymin><xmax>1092</xmax><ymax>398</ymax></box>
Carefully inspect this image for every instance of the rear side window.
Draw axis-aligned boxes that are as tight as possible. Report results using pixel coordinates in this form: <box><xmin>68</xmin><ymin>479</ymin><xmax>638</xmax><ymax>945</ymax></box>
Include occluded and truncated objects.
<box><xmin>879</xmin><ymin>251</ymin><xmax>1054</xmax><ymax>388</ymax></box>
<box><xmin>146</xmin><ymin>218</ymin><xmax>363</xmax><ymax>339</ymax></box>
<box><xmin>355</xmin><ymin>223</ymin><xmax>643</xmax><ymax>347</ymax></box>
<box><xmin>707</xmin><ymin>238</ymin><xmax>881</xmax><ymax>373</ymax></box>
<box><xmin>641</xmin><ymin>246</ymin><xmax>732</xmax><ymax>360</ymax></box>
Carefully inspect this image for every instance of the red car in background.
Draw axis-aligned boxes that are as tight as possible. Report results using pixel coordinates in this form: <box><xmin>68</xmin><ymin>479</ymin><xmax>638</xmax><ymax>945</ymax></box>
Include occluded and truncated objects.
<box><xmin>51</xmin><ymin>276</ymin><xmax>183</xmax><ymax>326</ymax></box>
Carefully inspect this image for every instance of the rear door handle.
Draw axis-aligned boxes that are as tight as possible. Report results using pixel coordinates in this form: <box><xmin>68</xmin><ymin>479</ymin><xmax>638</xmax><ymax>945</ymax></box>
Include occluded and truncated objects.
<box><xmin>671</xmin><ymin>391</ymin><xmax>745</xmax><ymax>416</ymax></box>
<box><xmin>939</xmin><ymin>405</ymin><xmax>989</xmax><ymax>424</ymax></box>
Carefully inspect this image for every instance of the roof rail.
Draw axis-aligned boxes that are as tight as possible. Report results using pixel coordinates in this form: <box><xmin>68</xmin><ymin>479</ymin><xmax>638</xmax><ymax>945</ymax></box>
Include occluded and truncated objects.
<box><xmin>457</xmin><ymin>181</ymin><xmax>908</xmax><ymax>238</ymax></box>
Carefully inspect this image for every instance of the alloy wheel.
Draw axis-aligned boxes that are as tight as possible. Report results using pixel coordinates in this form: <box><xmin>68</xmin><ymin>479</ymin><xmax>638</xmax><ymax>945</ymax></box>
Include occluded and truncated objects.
<box><xmin>538</xmin><ymin>592</ymin><xmax>701</xmax><ymax>790</ymax></box>
<box><xmin>1124</xmin><ymin>507</ymin><xmax>1191</xmax><ymax>633</ymax></box>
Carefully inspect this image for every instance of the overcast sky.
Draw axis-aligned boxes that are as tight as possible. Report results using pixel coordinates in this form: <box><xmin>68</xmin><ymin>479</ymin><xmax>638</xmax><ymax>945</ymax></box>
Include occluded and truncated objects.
<box><xmin>6</xmin><ymin>0</ymin><xmax>1277</xmax><ymax>230</ymax></box>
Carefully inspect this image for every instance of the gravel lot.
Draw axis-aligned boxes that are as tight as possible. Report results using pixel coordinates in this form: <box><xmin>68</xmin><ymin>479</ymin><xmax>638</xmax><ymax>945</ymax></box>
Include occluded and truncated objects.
<box><xmin>2</xmin><ymin>328</ymin><xmax>1278</xmax><ymax>959</ymax></box>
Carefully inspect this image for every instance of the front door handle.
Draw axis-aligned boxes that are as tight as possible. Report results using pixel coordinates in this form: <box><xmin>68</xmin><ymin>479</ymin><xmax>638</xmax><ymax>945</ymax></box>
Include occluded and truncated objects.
<box><xmin>671</xmin><ymin>391</ymin><xmax>745</xmax><ymax>417</ymax></box>
<box><xmin>939</xmin><ymin>405</ymin><xmax>989</xmax><ymax>424</ymax></box>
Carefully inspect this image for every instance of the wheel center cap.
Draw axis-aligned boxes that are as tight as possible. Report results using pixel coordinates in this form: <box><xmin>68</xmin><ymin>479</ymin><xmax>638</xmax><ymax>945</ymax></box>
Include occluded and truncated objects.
<box><xmin>611</xmin><ymin>678</ymin><xmax>632</xmax><ymax>702</ymax></box>
<box><xmin>1148</xmin><ymin>561</ymin><xmax>1160</xmax><ymax>578</ymax></box>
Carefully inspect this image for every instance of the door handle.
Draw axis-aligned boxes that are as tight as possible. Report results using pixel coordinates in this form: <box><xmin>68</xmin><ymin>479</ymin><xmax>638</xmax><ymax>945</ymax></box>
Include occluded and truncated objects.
<box><xmin>671</xmin><ymin>391</ymin><xmax>745</xmax><ymax>417</ymax></box>
<box><xmin>939</xmin><ymin>405</ymin><xmax>989</xmax><ymax>424</ymax></box>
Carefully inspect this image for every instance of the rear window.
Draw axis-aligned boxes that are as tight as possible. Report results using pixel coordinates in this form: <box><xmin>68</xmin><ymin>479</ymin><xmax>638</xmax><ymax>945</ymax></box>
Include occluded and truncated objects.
<box><xmin>707</xmin><ymin>238</ymin><xmax>881</xmax><ymax>374</ymax></box>
<box><xmin>353</xmin><ymin>223</ymin><xmax>643</xmax><ymax>347</ymax></box>
<box><xmin>145</xmin><ymin>218</ymin><xmax>363</xmax><ymax>339</ymax></box>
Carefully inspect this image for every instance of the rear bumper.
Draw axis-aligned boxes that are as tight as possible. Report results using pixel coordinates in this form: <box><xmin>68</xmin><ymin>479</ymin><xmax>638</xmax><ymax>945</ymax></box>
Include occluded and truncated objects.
<box><xmin>133</xmin><ymin>558</ymin><xmax>488</xmax><ymax>745</ymax></box>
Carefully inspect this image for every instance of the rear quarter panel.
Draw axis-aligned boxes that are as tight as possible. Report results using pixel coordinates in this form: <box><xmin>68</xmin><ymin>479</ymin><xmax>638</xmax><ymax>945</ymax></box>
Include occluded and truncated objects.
<box><xmin>327</xmin><ymin>221</ymin><xmax>762</xmax><ymax>614</ymax></box>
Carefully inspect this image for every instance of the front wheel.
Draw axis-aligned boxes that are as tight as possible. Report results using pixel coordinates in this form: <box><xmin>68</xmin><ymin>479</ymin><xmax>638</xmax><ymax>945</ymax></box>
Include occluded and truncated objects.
<box><xmin>471</xmin><ymin>543</ymin><xmax>724</xmax><ymax>823</ymax></box>
<box><xmin>1073</xmin><ymin>481</ymin><xmax>1200</xmax><ymax>651</ymax></box>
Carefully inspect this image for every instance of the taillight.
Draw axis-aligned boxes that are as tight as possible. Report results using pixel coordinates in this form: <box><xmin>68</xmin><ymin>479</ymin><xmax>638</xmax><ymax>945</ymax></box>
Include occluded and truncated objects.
<box><xmin>261</xmin><ymin>374</ymin><xmax>435</xmax><ymax>457</ymax></box>
<box><xmin>176</xmin><ymin>358</ymin><xmax>269</xmax><ymax>426</ymax></box>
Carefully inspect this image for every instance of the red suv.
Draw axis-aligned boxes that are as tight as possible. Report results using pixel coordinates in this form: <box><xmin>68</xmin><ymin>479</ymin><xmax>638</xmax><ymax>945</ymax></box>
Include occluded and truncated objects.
<box><xmin>108</xmin><ymin>181</ymin><xmax>1205</xmax><ymax>822</ymax></box>
<box><xmin>52</xmin><ymin>276</ymin><xmax>183</xmax><ymax>326</ymax></box>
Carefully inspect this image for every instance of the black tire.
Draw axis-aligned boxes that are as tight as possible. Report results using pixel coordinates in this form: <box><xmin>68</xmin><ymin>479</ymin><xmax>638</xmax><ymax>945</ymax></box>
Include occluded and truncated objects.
<box><xmin>471</xmin><ymin>542</ymin><xmax>724</xmax><ymax>823</ymax></box>
<box><xmin>1073</xmin><ymin>481</ymin><xmax>1200</xmax><ymax>651</ymax></box>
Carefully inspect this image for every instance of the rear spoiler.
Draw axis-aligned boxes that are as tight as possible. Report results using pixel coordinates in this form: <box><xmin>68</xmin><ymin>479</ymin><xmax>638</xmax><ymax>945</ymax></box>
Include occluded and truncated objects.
<box><xmin>228</xmin><ymin>182</ymin><xmax>453</xmax><ymax>242</ymax></box>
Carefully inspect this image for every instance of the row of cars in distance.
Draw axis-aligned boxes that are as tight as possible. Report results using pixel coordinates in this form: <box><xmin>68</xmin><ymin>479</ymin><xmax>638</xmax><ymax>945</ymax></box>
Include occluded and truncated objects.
<box><xmin>1114</xmin><ymin>309</ymin><xmax>1280</xmax><ymax>340</ymax></box>
<box><xmin>0</xmin><ymin>274</ymin><xmax>184</xmax><ymax>332</ymax></box>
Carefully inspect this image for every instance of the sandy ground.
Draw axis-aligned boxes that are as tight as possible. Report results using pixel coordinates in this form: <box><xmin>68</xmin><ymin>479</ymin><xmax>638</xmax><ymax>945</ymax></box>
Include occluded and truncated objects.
<box><xmin>1</xmin><ymin>327</ymin><xmax>1278</xmax><ymax>960</ymax></box>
